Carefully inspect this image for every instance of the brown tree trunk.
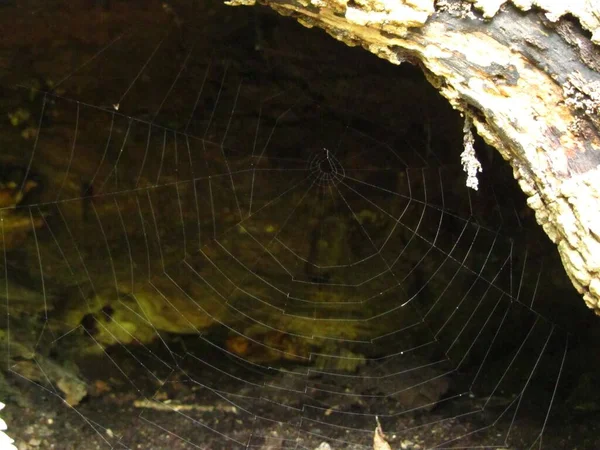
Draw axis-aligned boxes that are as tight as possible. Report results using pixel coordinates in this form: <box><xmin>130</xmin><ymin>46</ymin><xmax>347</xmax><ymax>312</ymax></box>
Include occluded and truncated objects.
<box><xmin>227</xmin><ymin>0</ymin><xmax>600</xmax><ymax>313</ymax></box>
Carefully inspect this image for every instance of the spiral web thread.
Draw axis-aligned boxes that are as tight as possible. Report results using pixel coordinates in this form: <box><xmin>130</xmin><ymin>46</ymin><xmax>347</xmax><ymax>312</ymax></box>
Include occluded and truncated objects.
<box><xmin>0</xmin><ymin>24</ymin><xmax>568</xmax><ymax>449</ymax></box>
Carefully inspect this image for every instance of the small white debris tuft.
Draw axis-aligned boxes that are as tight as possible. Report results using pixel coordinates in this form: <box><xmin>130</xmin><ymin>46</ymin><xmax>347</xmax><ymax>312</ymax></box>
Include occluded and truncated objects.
<box><xmin>0</xmin><ymin>402</ymin><xmax>17</xmax><ymax>450</ymax></box>
<box><xmin>461</xmin><ymin>116</ymin><xmax>483</xmax><ymax>190</ymax></box>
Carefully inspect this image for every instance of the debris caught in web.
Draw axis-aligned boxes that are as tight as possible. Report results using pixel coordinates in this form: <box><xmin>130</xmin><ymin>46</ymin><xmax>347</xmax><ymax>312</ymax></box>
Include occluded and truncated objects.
<box><xmin>461</xmin><ymin>115</ymin><xmax>483</xmax><ymax>190</ymax></box>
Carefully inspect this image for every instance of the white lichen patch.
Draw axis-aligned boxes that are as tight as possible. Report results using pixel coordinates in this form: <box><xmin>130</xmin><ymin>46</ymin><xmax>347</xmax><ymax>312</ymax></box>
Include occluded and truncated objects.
<box><xmin>590</xmin><ymin>277</ymin><xmax>600</xmax><ymax>298</ymax></box>
<box><xmin>345</xmin><ymin>0</ymin><xmax>434</xmax><ymax>31</ymax></box>
<box><xmin>368</xmin><ymin>43</ymin><xmax>406</xmax><ymax>64</ymax></box>
<box><xmin>564</xmin><ymin>78</ymin><xmax>600</xmax><ymax>116</ymax></box>
<box><xmin>224</xmin><ymin>0</ymin><xmax>256</xmax><ymax>5</ymax></box>
<box><xmin>310</xmin><ymin>0</ymin><xmax>329</xmax><ymax>8</ymax></box>
<box><xmin>435</xmin><ymin>0</ymin><xmax>478</xmax><ymax>20</ymax></box>
<box><xmin>441</xmin><ymin>30</ymin><xmax>513</xmax><ymax>66</ymax></box>
<box><xmin>467</xmin><ymin>0</ymin><xmax>600</xmax><ymax>44</ymax></box>
<box><xmin>422</xmin><ymin>42</ymin><xmax>453</xmax><ymax>60</ymax></box>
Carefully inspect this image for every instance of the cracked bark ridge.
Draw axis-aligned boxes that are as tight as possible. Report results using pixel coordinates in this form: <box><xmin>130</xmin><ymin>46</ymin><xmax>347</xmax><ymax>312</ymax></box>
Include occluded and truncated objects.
<box><xmin>226</xmin><ymin>0</ymin><xmax>600</xmax><ymax>313</ymax></box>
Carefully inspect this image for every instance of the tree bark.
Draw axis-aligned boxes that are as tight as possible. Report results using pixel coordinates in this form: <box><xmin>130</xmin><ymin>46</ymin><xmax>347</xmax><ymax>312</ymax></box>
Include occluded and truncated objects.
<box><xmin>226</xmin><ymin>0</ymin><xmax>600</xmax><ymax>313</ymax></box>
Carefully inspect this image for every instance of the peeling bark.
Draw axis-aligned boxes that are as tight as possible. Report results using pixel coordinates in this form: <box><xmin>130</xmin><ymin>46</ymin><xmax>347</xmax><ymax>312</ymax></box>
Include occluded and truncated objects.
<box><xmin>469</xmin><ymin>0</ymin><xmax>600</xmax><ymax>45</ymax></box>
<box><xmin>226</xmin><ymin>0</ymin><xmax>600</xmax><ymax>312</ymax></box>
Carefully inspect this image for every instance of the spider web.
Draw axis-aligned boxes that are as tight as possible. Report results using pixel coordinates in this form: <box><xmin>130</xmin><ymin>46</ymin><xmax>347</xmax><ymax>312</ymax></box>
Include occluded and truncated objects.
<box><xmin>0</xmin><ymin>19</ymin><xmax>571</xmax><ymax>450</ymax></box>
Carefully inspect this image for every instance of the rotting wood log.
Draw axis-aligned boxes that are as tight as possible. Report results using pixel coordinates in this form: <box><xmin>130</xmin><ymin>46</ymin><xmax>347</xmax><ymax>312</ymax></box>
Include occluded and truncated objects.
<box><xmin>225</xmin><ymin>0</ymin><xmax>600</xmax><ymax>313</ymax></box>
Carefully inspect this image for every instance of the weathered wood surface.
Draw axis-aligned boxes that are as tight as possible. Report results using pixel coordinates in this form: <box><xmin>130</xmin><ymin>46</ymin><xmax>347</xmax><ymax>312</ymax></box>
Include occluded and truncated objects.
<box><xmin>227</xmin><ymin>0</ymin><xmax>600</xmax><ymax>313</ymax></box>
